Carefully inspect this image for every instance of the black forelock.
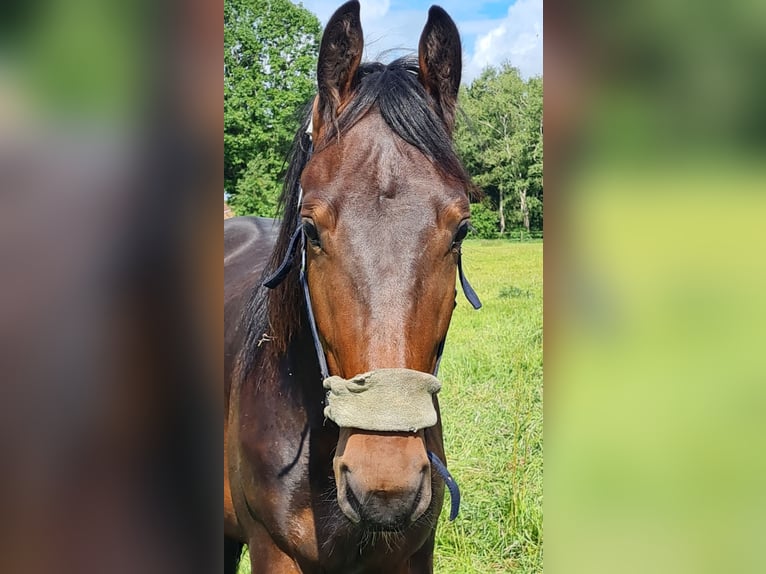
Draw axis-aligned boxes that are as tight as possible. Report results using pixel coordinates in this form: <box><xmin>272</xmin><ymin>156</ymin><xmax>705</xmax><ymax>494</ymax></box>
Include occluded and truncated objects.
<box><xmin>321</xmin><ymin>56</ymin><xmax>472</xmax><ymax>187</ymax></box>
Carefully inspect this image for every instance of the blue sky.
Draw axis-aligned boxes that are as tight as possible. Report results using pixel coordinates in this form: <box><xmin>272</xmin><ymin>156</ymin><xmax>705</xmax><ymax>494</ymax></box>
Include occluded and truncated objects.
<box><xmin>292</xmin><ymin>0</ymin><xmax>542</xmax><ymax>83</ymax></box>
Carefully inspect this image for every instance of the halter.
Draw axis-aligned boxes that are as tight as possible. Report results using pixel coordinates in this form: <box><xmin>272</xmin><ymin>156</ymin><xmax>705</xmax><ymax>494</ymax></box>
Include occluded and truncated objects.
<box><xmin>261</xmin><ymin>141</ymin><xmax>480</xmax><ymax>521</ymax></box>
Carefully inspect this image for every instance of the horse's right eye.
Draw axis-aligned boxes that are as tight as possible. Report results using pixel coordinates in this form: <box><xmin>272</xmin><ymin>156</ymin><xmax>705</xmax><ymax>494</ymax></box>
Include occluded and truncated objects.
<box><xmin>302</xmin><ymin>219</ymin><xmax>321</xmax><ymax>248</ymax></box>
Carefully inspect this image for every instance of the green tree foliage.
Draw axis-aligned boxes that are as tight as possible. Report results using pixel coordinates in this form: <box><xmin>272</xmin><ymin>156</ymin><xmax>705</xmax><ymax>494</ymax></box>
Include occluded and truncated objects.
<box><xmin>467</xmin><ymin>201</ymin><xmax>501</xmax><ymax>239</ymax></box>
<box><xmin>456</xmin><ymin>64</ymin><xmax>543</xmax><ymax>235</ymax></box>
<box><xmin>224</xmin><ymin>0</ymin><xmax>321</xmax><ymax>215</ymax></box>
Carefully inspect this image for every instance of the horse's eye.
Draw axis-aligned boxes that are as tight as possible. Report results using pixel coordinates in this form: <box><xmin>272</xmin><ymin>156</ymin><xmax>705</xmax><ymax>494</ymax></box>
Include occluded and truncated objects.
<box><xmin>302</xmin><ymin>219</ymin><xmax>321</xmax><ymax>248</ymax></box>
<box><xmin>453</xmin><ymin>221</ymin><xmax>469</xmax><ymax>247</ymax></box>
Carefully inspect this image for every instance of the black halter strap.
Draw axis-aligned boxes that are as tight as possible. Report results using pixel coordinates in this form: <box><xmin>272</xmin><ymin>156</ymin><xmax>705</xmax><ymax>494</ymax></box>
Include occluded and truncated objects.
<box><xmin>458</xmin><ymin>253</ymin><xmax>482</xmax><ymax>310</ymax></box>
<box><xmin>262</xmin><ymin>225</ymin><xmax>303</xmax><ymax>289</ymax></box>
<box><xmin>428</xmin><ymin>451</ymin><xmax>461</xmax><ymax>520</ymax></box>
<box><xmin>298</xmin><ymin>226</ymin><xmax>330</xmax><ymax>380</ymax></box>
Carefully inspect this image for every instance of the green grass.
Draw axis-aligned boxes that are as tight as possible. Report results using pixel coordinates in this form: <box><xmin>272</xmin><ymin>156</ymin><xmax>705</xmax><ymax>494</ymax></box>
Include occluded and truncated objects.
<box><xmin>237</xmin><ymin>240</ymin><xmax>543</xmax><ymax>573</ymax></box>
<box><xmin>433</xmin><ymin>239</ymin><xmax>543</xmax><ymax>573</ymax></box>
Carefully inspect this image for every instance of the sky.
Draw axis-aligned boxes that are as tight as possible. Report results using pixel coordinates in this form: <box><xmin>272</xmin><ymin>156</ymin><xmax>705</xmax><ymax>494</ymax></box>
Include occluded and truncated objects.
<box><xmin>291</xmin><ymin>0</ymin><xmax>542</xmax><ymax>83</ymax></box>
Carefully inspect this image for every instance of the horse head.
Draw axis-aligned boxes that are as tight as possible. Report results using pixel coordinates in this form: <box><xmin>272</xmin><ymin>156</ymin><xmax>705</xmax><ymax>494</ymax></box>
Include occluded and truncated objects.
<box><xmin>298</xmin><ymin>1</ymin><xmax>473</xmax><ymax>530</ymax></box>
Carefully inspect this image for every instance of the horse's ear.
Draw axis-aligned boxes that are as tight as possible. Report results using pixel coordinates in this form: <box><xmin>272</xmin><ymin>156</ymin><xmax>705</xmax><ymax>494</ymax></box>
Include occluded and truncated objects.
<box><xmin>418</xmin><ymin>6</ymin><xmax>462</xmax><ymax>134</ymax></box>
<box><xmin>313</xmin><ymin>0</ymin><xmax>364</xmax><ymax>139</ymax></box>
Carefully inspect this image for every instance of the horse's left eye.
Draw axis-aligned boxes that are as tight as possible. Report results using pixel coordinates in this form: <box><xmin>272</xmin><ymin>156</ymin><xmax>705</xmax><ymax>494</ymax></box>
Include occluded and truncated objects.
<box><xmin>452</xmin><ymin>221</ymin><xmax>469</xmax><ymax>248</ymax></box>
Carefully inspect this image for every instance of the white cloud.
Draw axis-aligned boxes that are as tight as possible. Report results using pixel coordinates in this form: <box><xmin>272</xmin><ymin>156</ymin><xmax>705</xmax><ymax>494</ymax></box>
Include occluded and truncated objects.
<box><xmin>362</xmin><ymin>0</ymin><xmax>391</xmax><ymax>20</ymax></box>
<box><xmin>296</xmin><ymin>0</ymin><xmax>391</xmax><ymax>27</ymax></box>
<box><xmin>359</xmin><ymin>9</ymin><xmax>426</xmax><ymax>60</ymax></box>
<box><xmin>464</xmin><ymin>0</ymin><xmax>543</xmax><ymax>82</ymax></box>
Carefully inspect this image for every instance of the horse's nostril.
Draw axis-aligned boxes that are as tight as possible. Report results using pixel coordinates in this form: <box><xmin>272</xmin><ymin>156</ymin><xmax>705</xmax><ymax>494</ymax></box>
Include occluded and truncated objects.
<box><xmin>345</xmin><ymin>483</ymin><xmax>361</xmax><ymax>512</ymax></box>
<box><xmin>340</xmin><ymin>463</ymin><xmax>350</xmax><ymax>475</ymax></box>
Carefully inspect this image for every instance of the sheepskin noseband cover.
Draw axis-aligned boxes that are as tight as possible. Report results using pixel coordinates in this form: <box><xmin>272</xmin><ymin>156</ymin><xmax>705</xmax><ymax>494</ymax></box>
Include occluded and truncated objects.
<box><xmin>323</xmin><ymin>368</ymin><xmax>441</xmax><ymax>432</ymax></box>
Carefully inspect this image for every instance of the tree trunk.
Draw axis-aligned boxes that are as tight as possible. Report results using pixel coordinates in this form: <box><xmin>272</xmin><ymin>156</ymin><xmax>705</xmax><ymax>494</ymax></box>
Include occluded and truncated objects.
<box><xmin>519</xmin><ymin>188</ymin><xmax>530</xmax><ymax>233</ymax></box>
<box><xmin>498</xmin><ymin>189</ymin><xmax>506</xmax><ymax>235</ymax></box>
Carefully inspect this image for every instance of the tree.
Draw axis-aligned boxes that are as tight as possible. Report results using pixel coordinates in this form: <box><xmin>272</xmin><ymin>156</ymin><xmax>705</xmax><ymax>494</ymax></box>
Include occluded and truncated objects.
<box><xmin>224</xmin><ymin>0</ymin><xmax>321</xmax><ymax>215</ymax></box>
<box><xmin>456</xmin><ymin>65</ymin><xmax>543</xmax><ymax>234</ymax></box>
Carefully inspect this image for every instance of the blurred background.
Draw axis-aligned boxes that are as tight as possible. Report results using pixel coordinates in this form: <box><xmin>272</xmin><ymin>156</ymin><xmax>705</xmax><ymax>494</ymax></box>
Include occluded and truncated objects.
<box><xmin>545</xmin><ymin>0</ymin><xmax>766</xmax><ymax>572</ymax></box>
<box><xmin>0</xmin><ymin>0</ymin><xmax>220</xmax><ymax>572</ymax></box>
<box><xmin>2</xmin><ymin>0</ymin><xmax>765</xmax><ymax>572</ymax></box>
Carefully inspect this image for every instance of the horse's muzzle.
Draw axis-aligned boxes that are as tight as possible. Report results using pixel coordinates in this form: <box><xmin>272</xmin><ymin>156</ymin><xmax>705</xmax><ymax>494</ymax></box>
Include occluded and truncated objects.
<box><xmin>334</xmin><ymin>428</ymin><xmax>432</xmax><ymax>529</ymax></box>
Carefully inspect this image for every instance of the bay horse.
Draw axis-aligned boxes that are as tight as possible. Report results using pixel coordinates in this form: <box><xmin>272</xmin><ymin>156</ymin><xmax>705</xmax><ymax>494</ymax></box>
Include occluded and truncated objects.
<box><xmin>224</xmin><ymin>2</ymin><xmax>480</xmax><ymax>572</ymax></box>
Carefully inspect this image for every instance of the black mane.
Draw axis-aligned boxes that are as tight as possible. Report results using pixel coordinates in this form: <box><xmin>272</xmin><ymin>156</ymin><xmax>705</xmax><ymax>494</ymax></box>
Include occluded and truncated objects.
<box><xmin>237</xmin><ymin>56</ymin><xmax>474</xmax><ymax>381</ymax></box>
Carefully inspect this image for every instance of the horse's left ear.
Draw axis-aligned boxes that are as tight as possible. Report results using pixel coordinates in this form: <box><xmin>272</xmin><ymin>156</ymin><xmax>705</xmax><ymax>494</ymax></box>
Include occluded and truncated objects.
<box><xmin>418</xmin><ymin>6</ymin><xmax>462</xmax><ymax>134</ymax></box>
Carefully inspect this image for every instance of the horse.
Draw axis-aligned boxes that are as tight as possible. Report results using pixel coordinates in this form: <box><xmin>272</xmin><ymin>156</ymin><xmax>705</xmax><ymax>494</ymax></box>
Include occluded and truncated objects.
<box><xmin>224</xmin><ymin>2</ymin><xmax>481</xmax><ymax>572</ymax></box>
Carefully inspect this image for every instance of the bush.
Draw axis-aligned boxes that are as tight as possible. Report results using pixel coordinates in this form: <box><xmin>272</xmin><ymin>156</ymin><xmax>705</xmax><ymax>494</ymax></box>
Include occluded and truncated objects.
<box><xmin>468</xmin><ymin>202</ymin><xmax>500</xmax><ymax>239</ymax></box>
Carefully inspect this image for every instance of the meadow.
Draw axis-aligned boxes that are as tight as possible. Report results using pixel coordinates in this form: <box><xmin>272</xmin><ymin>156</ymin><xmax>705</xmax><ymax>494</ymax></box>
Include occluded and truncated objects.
<box><xmin>433</xmin><ymin>240</ymin><xmax>543</xmax><ymax>573</ymax></box>
<box><xmin>238</xmin><ymin>240</ymin><xmax>543</xmax><ymax>573</ymax></box>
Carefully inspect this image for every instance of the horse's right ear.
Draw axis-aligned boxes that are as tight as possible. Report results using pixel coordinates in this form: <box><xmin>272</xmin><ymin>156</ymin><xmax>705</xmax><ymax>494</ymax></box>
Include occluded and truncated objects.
<box><xmin>313</xmin><ymin>0</ymin><xmax>364</xmax><ymax>140</ymax></box>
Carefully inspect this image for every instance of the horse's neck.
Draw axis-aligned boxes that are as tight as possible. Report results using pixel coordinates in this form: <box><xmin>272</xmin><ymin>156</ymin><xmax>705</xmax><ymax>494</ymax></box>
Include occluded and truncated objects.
<box><xmin>274</xmin><ymin>331</ymin><xmax>330</xmax><ymax>428</ymax></box>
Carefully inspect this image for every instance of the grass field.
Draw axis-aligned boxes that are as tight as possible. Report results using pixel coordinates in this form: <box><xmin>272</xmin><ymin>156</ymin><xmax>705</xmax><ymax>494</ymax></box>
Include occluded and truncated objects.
<box><xmin>237</xmin><ymin>240</ymin><xmax>543</xmax><ymax>573</ymax></box>
<box><xmin>433</xmin><ymin>240</ymin><xmax>543</xmax><ymax>573</ymax></box>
